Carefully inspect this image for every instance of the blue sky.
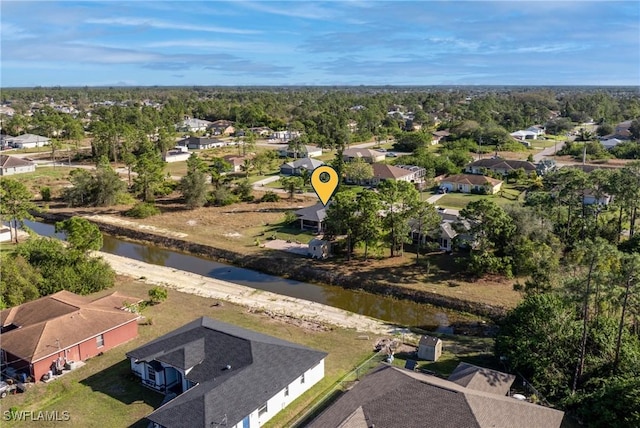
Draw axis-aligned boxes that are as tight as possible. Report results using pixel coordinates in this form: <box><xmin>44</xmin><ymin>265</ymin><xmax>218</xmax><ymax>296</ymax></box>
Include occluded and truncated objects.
<box><xmin>1</xmin><ymin>1</ymin><xmax>639</xmax><ymax>87</ymax></box>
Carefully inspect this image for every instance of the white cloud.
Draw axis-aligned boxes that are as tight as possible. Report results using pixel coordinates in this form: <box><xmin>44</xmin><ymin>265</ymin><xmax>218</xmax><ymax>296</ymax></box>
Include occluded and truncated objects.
<box><xmin>85</xmin><ymin>17</ymin><xmax>261</xmax><ymax>35</ymax></box>
<box><xmin>0</xmin><ymin>22</ymin><xmax>36</xmax><ymax>41</ymax></box>
<box><xmin>144</xmin><ymin>39</ymin><xmax>292</xmax><ymax>53</ymax></box>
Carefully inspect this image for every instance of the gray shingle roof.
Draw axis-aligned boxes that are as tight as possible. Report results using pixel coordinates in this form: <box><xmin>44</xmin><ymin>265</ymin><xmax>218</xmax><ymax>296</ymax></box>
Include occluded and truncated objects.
<box><xmin>127</xmin><ymin>317</ymin><xmax>326</xmax><ymax>428</ymax></box>
<box><xmin>448</xmin><ymin>362</ymin><xmax>515</xmax><ymax>396</ymax></box>
<box><xmin>295</xmin><ymin>203</ymin><xmax>327</xmax><ymax>222</ymax></box>
<box><xmin>308</xmin><ymin>365</ymin><xmax>568</xmax><ymax>428</ymax></box>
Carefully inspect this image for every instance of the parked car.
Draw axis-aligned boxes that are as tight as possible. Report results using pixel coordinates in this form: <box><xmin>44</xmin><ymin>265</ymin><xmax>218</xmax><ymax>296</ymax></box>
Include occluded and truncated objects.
<box><xmin>386</xmin><ymin>152</ymin><xmax>398</xmax><ymax>158</ymax></box>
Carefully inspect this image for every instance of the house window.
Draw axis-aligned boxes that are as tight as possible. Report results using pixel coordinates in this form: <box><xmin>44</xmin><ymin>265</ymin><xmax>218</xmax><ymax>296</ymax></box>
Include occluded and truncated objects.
<box><xmin>284</xmin><ymin>385</ymin><xmax>289</xmax><ymax>397</ymax></box>
<box><xmin>301</xmin><ymin>373</ymin><xmax>305</xmax><ymax>384</ymax></box>
<box><xmin>258</xmin><ymin>402</ymin><xmax>268</xmax><ymax>417</ymax></box>
<box><xmin>148</xmin><ymin>366</ymin><xmax>156</xmax><ymax>383</ymax></box>
<box><xmin>96</xmin><ymin>334</ymin><xmax>104</xmax><ymax>348</ymax></box>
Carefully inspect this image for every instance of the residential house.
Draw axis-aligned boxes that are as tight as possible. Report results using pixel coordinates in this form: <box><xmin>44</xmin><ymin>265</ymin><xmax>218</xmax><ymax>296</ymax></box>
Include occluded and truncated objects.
<box><xmin>177</xmin><ymin>136</ymin><xmax>226</xmax><ymax>150</ymax></box>
<box><xmin>526</xmin><ymin>125</ymin><xmax>546</xmax><ymax>136</ymax></box>
<box><xmin>409</xmin><ymin>217</ymin><xmax>471</xmax><ymax>252</ymax></box>
<box><xmin>7</xmin><ymin>134</ymin><xmax>50</xmax><ymax>149</ymax></box>
<box><xmin>0</xmin><ymin>134</ymin><xmax>14</xmax><ymax>149</ymax></box>
<box><xmin>465</xmin><ymin>158</ymin><xmax>537</xmax><ymax>176</ymax></box>
<box><xmin>510</xmin><ymin>130</ymin><xmax>539</xmax><ymax>141</ymax></box>
<box><xmin>439</xmin><ymin>174</ymin><xmax>503</xmax><ymax>194</ymax></box>
<box><xmin>209</xmin><ymin>120</ymin><xmax>235</xmax><ymax>136</ymax></box>
<box><xmin>0</xmin><ymin>155</ymin><xmax>36</xmax><ymax>175</ymax></box>
<box><xmin>342</xmin><ymin>148</ymin><xmax>386</xmax><ymax>163</ymax></box>
<box><xmin>280</xmin><ymin>158</ymin><xmax>324</xmax><ymax>176</ymax></box>
<box><xmin>417</xmin><ymin>335</ymin><xmax>442</xmax><ymax>361</ymax></box>
<box><xmin>294</xmin><ymin>204</ymin><xmax>326</xmax><ymax>233</ymax></box>
<box><xmin>1</xmin><ymin>291</ymin><xmax>140</xmax><ymax>383</ymax></box>
<box><xmin>608</xmin><ymin>120</ymin><xmax>633</xmax><ymax>140</ymax></box>
<box><xmin>248</xmin><ymin>127</ymin><xmax>273</xmax><ymax>137</ymax></box>
<box><xmin>600</xmin><ymin>138</ymin><xmax>623</xmax><ymax>149</ymax></box>
<box><xmin>353</xmin><ymin>163</ymin><xmax>422</xmax><ymax>186</ymax></box>
<box><xmin>583</xmin><ymin>193</ymin><xmax>612</xmax><ymax>206</ymax></box>
<box><xmin>127</xmin><ymin>317</ymin><xmax>326</xmax><ymax>428</ymax></box>
<box><xmin>278</xmin><ymin>145</ymin><xmax>323</xmax><ymax>158</ymax></box>
<box><xmin>536</xmin><ymin>159</ymin><xmax>557</xmax><ymax>176</ymax></box>
<box><xmin>269</xmin><ymin>130</ymin><xmax>301</xmax><ymax>141</ymax></box>
<box><xmin>431</xmin><ymin>130</ymin><xmax>450</xmax><ymax>145</ymax></box>
<box><xmin>163</xmin><ymin>147</ymin><xmax>191</xmax><ymax>163</ymax></box>
<box><xmin>176</xmin><ymin>117</ymin><xmax>212</xmax><ymax>133</ymax></box>
<box><xmin>307</xmin><ymin>364</ymin><xmax>569</xmax><ymax>428</ymax></box>
<box><xmin>222</xmin><ymin>155</ymin><xmax>251</xmax><ymax>173</ymax></box>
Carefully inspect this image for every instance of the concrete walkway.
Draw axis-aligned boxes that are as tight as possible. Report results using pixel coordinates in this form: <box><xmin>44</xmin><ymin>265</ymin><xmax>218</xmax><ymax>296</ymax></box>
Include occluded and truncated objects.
<box><xmin>97</xmin><ymin>252</ymin><xmax>404</xmax><ymax>335</ymax></box>
<box><xmin>426</xmin><ymin>193</ymin><xmax>446</xmax><ymax>204</ymax></box>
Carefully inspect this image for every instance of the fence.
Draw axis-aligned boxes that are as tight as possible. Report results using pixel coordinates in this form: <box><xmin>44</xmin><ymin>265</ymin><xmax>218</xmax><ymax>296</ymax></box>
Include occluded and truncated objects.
<box><xmin>290</xmin><ymin>351</ymin><xmax>387</xmax><ymax>428</ymax></box>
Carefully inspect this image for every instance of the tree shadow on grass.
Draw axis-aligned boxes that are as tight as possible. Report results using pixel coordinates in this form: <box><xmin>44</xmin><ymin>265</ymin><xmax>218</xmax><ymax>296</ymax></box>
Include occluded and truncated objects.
<box><xmin>80</xmin><ymin>359</ymin><xmax>163</xmax><ymax>408</ymax></box>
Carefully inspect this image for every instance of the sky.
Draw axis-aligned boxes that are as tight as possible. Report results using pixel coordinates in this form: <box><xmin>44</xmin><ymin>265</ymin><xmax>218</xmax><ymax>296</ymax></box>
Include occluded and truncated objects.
<box><xmin>1</xmin><ymin>1</ymin><xmax>639</xmax><ymax>87</ymax></box>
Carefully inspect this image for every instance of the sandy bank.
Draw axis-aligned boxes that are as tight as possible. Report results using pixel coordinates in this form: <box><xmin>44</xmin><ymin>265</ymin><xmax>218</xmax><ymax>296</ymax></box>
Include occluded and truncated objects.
<box><xmin>97</xmin><ymin>252</ymin><xmax>404</xmax><ymax>336</ymax></box>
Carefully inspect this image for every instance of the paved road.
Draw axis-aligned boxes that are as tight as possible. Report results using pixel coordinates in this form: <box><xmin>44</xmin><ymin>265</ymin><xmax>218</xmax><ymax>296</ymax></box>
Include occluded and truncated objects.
<box><xmin>533</xmin><ymin>141</ymin><xmax>565</xmax><ymax>162</ymax></box>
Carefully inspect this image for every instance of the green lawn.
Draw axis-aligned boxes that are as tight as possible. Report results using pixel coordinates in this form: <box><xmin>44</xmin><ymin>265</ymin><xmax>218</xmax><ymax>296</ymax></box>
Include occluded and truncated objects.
<box><xmin>435</xmin><ymin>189</ymin><xmax>523</xmax><ymax>210</ymax></box>
<box><xmin>389</xmin><ymin>332</ymin><xmax>498</xmax><ymax>376</ymax></box>
<box><xmin>1</xmin><ymin>278</ymin><xmax>375</xmax><ymax>428</ymax></box>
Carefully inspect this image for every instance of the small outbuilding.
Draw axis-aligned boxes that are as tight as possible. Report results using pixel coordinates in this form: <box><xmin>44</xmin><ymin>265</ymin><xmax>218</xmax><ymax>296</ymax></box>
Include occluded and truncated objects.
<box><xmin>308</xmin><ymin>238</ymin><xmax>330</xmax><ymax>259</ymax></box>
<box><xmin>417</xmin><ymin>335</ymin><xmax>442</xmax><ymax>361</ymax></box>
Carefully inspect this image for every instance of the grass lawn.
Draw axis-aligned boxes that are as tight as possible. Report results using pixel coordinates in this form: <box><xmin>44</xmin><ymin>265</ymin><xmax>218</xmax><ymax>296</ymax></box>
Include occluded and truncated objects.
<box><xmin>1</xmin><ymin>276</ymin><xmax>375</xmax><ymax>428</ymax></box>
<box><xmin>435</xmin><ymin>188</ymin><xmax>523</xmax><ymax>210</ymax></box>
<box><xmin>164</xmin><ymin>161</ymin><xmax>189</xmax><ymax>177</ymax></box>
<box><xmin>3</xmin><ymin>167</ymin><xmax>75</xmax><ymax>197</ymax></box>
<box><xmin>389</xmin><ymin>331</ymin><xmax>497</xmax><ymax>376</ymax></box>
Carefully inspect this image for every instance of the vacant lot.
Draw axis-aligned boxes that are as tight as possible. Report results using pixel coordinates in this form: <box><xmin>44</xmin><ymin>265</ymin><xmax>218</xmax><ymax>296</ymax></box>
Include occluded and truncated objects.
<box><xmin>1</xmin><ymin>276</ymin><xmax>375</xmax><ymax>428</ymax></box>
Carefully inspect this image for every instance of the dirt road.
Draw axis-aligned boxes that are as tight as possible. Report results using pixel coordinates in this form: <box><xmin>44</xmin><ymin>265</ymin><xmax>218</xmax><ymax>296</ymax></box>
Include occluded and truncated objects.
<box><xmin>98</xmin><ymin>252</ymin><xmax>404</xmax><ymax>335</ymax></box>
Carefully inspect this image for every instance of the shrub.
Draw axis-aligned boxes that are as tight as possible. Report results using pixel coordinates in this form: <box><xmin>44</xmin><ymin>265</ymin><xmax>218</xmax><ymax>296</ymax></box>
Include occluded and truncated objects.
<box><xmin>40</xmin><ymin>186</ymin><xmax>52</xmax><ymax>202</ymax></box>
<box><xmin>125</xmin><ymin>202</ymin><xmax>160</xmax><ymax>218</ymax></box>
<box><xmin>283</xmin><ymin>211</ymin><xmax>298</xmax><ymax>225</ymax></box>
<box><xmin>260</xmin><ymin>191</ymin><xmax>280</xmax><ymax>202</ymax></box>
<box><xmin>148</xmin><ymin>286</ymin><xmax>168</xmax><ymax>305</ymax></box>
<box><xmin>208</xmin><ymin>187</ymin><xmax>239</xmax><ymax>206</ymax></box>
<box><xmin>115</xmin><ymin>192</ymin><xmax>136</xmax><ymax>205</ymax></box>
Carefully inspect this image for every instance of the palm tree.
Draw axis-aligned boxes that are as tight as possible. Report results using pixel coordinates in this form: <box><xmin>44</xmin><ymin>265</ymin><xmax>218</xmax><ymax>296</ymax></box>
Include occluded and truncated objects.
<box><xmin>240</xmin><ymin>159</ymin><xmax>253</xmax><ymax>178</ymax></box>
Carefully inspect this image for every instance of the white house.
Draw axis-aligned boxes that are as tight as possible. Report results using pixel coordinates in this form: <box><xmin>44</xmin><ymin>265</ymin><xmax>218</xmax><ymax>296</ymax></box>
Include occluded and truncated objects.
<box><xmin>127</xmin><ymin>317</ymin><xmax>326</xmax><ymax>428</ymax></box>
<box><xmin>176</xmin><ymin>117</ymin><xmax>212</xmax><ymax>133</ymax></box>
<box><xmin>0</xmin><ymin>155</ymin><xmax>36</xmax><ymax>175</ymax></box>
<box><xmin>163</xmin><ymin>147</ymin><xmax>191</xmax><ymax>163</ymax></box>
<box><xmin>278</xmin><ymin>145</ymin><xmax>323</xmax><ymax>158</ymax></box>
<box><xmin>7</xmin><ymin>134</ymin><xmax>50</xmax><ymax>149</ymax></box>
<box><xmin>280</xmin><ymin>157</ymin><xmax>324</xmax><ymax>176</ymax></box>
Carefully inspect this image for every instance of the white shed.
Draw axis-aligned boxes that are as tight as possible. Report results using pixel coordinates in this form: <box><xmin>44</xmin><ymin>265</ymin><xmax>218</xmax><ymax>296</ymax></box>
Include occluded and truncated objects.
<box><xmin>308</xmin><ymin>239</ymin><xmax>330</xmax><ymax>259</ymax></box>
<box><xmin>417</xmin><ymin>335</ymin><xmax>442</xmax><ymax>361</ymax></box>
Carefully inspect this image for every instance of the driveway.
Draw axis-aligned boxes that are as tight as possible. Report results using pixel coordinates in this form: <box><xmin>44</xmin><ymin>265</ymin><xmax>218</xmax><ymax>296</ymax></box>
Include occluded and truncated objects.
<box><xmin>533</xmin><ymin>141</ymin><xmax>565</xmax><ymax>162</ymax></box>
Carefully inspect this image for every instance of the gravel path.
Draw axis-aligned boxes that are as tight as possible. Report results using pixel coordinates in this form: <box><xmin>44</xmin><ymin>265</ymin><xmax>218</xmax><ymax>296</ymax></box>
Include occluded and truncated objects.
<box><xmin>98</xmin><ymin>252</ymin><xmax>403</xmax><ymax>335</ymax></box>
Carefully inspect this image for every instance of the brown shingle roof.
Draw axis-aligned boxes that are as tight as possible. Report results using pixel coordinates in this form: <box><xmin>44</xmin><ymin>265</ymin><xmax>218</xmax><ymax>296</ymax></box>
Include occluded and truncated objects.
<box><xmin>371</xmin><ymin>163</ymin><xmax>414</xmax><ymax>180</ymax></box>
<box><xmin>0</xmin><ymin>155</ymin><xmax>35</xmax><ymax>168</ymax></box>
<box><xmin>468</xmin><ymin>158</ymin><xmax>536</xmax><ymax>172</ymax></box>
<box><xmin>443</xmin><ymin>173</ymin><xmax>503</xmax><ymax>186</ymax></box>
<box><xmin>0</xmin><ymin>291</ymin><xmax>141</xmax><ymax>363</ymax></box>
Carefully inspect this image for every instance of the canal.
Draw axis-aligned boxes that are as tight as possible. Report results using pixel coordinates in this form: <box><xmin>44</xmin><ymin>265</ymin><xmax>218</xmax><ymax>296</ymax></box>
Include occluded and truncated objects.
<box><xmin>25</xmin><ymin>220</ymin><xmax>479</xmax><ymax>331</ymax></box>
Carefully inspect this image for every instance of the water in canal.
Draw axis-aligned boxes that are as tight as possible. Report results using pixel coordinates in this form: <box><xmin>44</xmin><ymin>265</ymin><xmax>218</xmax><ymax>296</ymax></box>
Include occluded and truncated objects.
<box><xmin>24</xmin><ymin>220</ymin><xmax>476</xmax><ymax>330</ymax></box>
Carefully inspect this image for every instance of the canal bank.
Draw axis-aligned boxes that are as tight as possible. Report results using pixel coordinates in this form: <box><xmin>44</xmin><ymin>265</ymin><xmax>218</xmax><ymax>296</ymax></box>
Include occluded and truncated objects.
<box><xmin>34</xmin><ymin>212</ymin><xmax>506</xmax><ymax>323</ymax></box>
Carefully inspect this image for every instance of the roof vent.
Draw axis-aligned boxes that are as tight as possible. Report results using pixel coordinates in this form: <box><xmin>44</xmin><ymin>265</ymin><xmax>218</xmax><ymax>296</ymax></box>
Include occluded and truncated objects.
<box><xmin>225</xmin><ymin>365</ymin><xmax>232</xmax><ymax>370</ymax></box>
